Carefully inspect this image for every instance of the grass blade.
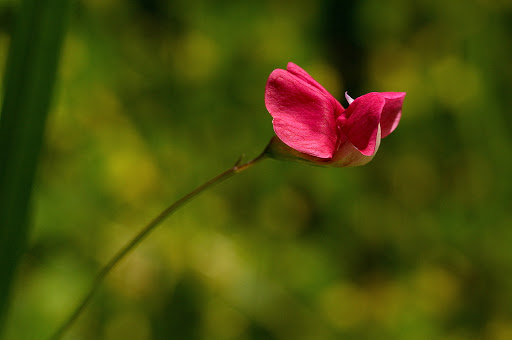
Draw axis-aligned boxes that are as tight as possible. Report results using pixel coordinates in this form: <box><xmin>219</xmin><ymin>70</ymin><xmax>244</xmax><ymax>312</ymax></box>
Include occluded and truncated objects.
<box><xmin>0</xmin><ymin>0</ymin><xmax>72</xmax><ymax>334</ymax></box>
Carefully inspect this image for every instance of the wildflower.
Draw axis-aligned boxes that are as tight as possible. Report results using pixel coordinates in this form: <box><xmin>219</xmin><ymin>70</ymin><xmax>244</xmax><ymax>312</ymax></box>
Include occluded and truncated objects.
<box><xmin>265</xmin><ymin>62</ymin><xmax>405</xmax><ymax>167</ymax></box>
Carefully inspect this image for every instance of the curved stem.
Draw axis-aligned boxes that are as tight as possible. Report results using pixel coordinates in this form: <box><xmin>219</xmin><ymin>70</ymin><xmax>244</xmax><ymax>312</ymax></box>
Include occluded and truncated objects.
<box><xmin>48</xmin><ymin>153</ymin><xmax>266</xmax><ymax>340</ymax></box>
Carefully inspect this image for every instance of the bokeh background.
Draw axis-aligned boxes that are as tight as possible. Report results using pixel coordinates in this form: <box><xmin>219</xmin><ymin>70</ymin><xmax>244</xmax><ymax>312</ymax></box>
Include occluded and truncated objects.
<box><xmin>2</xmin><ymin>0</ymin><xmax>512</xmax><ymax>339</ymax></box>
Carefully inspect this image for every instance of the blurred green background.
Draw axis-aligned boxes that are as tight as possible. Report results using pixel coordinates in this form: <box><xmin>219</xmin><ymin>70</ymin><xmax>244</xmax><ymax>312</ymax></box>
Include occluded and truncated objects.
<box><xmin>1</xmin><ymin>0</ymin><xmax>512</xmax><ymax>339</ymax></box>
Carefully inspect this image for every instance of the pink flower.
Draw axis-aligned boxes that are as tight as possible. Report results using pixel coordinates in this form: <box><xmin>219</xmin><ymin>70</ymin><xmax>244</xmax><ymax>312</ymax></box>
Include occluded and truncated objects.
<box><xmin>264</xmin><ymin>62</ymin><xmax>406</xmax><ymax>167</ymax></box>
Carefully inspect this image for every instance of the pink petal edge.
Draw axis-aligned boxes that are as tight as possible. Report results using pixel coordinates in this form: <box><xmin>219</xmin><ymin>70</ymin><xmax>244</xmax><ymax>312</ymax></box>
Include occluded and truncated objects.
<box><xmin>286</xmin><ymin>63</ymin><xmax>332</xmax><ymax>98</ymax></box>
<box><xmin>286</xmin><ymin>62</ymin><xmax>345</xmax><ymax>119</ymax></box>
<box><xmin>379</xmin><ymin>92</ymin><xmax>406</xmax><ymax>138</ymax></box>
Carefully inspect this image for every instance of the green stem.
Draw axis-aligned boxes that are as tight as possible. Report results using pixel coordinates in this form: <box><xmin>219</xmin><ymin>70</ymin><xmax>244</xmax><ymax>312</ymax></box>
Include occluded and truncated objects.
<box><xmin>48</xmin><ymin>153</ymin><xmax>266</xmax><ymax>340</ymax></box>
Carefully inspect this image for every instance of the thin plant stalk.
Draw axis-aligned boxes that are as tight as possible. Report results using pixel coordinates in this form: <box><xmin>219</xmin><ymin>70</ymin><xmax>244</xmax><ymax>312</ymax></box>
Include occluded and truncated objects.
<box><xmin>48</xmin><ymin>153</ymin><xmax>266</xmax><ymax>340</ymax></box>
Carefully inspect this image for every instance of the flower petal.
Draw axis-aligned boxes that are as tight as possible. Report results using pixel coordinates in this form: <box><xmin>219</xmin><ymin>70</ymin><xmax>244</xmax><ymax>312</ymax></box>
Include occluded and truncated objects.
<box><xmin>286</xmin><ymin>63</ymin><xmax>331</xmax><ymax>97</ymax></box>
<box><xmin>286</xmin><ymin>62</ymin><xmax>345</xmax><ymax>119</ymax></box>
<box><xmin>265</xmin><ymin>68</ymin><xmax>340</xmax><ymax>159</ymax></box>
<box><xmin>338</xmin><ymin>92</ymin><xmax>385</xmax><ymax>156</ymax></box>
<box><xmin>379</xmin><ymin>92</ymin><xmax>406</xmax><ymax>138</ymax></box>
<box><xmin>330</xmin><ymin>125</ymin><xmax>381</xmax><ymax>167</ymax></box>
